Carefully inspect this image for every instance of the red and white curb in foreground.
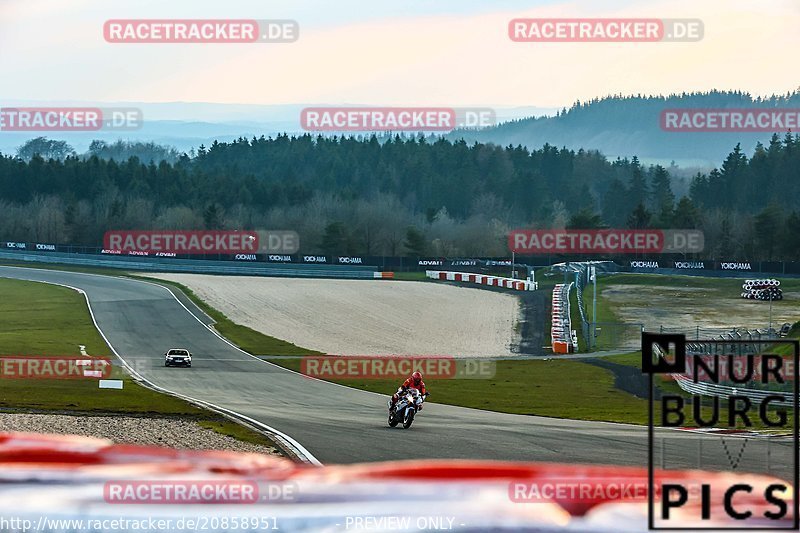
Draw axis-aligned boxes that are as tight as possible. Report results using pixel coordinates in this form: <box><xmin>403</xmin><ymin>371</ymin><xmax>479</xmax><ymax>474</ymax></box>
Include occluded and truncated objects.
<box><xmin>0</xmin><ymin>432</ymin><xmax>793</xmax><ymax>530</ymax></box>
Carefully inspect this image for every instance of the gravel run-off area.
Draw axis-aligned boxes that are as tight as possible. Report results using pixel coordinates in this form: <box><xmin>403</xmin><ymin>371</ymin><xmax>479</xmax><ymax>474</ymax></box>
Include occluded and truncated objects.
<box><xmin>602</xmin><ymin>284</ymin><xmax>800</xmax><ymax>330</ymax></box>
<box><xmin>148</xmin><ymin>275</ymin><xmax>521</xmax><ymax>357</ymax></box>
<box><xmin>0</xmin><ymin>412</ymin><xmax>280</xmax><ymax>455</ymax></box>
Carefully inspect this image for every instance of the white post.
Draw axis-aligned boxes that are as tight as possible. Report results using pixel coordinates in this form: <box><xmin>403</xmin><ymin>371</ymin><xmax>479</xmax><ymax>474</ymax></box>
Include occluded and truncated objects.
<box><xmin>769</xmin><ymin>290</ymin><xmax>773</xmax><ymax>335</ymax></box>
<box><xmin>591</xmin><ymin>265</ymin><xmax>597</xmax><ymax>350</ymax></box>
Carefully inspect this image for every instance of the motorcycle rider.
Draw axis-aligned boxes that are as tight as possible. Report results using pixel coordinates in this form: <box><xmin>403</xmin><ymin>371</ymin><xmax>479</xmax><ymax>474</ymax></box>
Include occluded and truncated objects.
<box><xmin>388</xmin><ymin>371</ymin><xmax>427</xmax><ymax>412</ymax></box>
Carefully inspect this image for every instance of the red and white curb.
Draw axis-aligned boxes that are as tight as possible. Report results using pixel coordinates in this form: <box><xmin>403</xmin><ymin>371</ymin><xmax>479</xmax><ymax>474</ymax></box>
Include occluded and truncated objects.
<box><xmin>425</xmin><ymin>270</ymin><xmax>537</xmax><ymax>291</ymax></box>
<box><xmin>674</xmin><ymin>427</ymin><xmax>791</xmax><ymax>438</ymax></box>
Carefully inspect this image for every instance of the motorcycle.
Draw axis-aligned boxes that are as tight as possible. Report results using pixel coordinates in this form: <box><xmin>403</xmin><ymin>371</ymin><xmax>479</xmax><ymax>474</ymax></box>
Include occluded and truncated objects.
<box><xmin>388</xmin><ymin>388</ymin><xmax>429</xmax><ymax>429</ymax></box>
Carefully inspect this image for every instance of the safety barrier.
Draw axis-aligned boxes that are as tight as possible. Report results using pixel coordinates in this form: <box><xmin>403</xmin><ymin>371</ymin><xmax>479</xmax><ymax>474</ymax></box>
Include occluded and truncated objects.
<box><xmin>551</xmin><ymin>283</ymin><xmax>576</xmax><ymax>354</ymax></box>
<box><xmin>660</xmin><ymin>343</ymin><xmax>793</xmax><ymax>407</ymax></box>
<box><xmin>0</xmin><ymin>250</ymin><xmax>381</xmax><ymax>279</ymax></box>
<box><xmin>424</xmin><ymin>270</ymin><xmax>537</xmax><ymax>291</ymax></box>
<box><xmin>741</xmin><ymin>278</ymin><xmax>783</xmax><ymax>301</ymax></box>
<box><xmin>672</xmin><ymin>374</ymin><xmax>792</xmax><ymax>407</ymax></box>
<box><xmin>574</xmin><ymin>267</ymin><xmax>591</xmax><ymax>346</ymax></box>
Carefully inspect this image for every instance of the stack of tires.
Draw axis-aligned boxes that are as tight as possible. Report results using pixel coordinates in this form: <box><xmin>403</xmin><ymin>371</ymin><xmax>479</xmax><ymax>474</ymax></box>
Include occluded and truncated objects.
<box><xmin>741</xmin><ymin>279</ymin><xmax>783</xmax><ymax>301</ymax></box>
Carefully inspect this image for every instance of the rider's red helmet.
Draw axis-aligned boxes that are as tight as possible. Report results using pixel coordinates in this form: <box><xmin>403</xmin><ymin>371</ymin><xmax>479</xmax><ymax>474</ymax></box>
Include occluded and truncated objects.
<box><xmin>412</xmin><ymin>371</ymin><xmax>422</xmax><ymax>384</ymax></box>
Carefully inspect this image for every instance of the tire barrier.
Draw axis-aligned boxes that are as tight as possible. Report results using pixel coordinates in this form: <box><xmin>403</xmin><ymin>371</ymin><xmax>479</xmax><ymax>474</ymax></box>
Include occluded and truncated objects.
<box><xmin>425</xmin><ymin>270</ymin><xmax>537</xmax><ymax>291</ymax></box>
<box><xmin>740</xmin><ymin>279</ymin><xmax>783</xmax><ymax>301</ymax></box>
<box><xmin>551</xmin><ymin>283</ymin><xmax>576</xmax><ymax>354</ymax></box>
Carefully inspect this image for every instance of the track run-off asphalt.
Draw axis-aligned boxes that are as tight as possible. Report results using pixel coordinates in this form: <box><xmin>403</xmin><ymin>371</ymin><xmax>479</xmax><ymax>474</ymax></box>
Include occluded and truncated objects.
<box><xmin>0</xmin><ymin>265</ymin><xmax>793</xmax><ymax>479</ymax></box>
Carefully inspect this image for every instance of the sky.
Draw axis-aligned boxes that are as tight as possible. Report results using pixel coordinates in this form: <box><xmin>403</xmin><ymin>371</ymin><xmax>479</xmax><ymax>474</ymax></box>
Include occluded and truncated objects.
<box><xmin>0</xmin><ymin>0</ymin><xmax>798</xmax><ymax>111</ymax></box>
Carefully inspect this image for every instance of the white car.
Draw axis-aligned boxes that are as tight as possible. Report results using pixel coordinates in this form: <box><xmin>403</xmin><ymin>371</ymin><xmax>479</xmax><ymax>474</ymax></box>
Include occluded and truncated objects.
<box><xmin>164</xmin><ymin>348</ymin><xmax>192</xmax><ymax>367</ymax></box>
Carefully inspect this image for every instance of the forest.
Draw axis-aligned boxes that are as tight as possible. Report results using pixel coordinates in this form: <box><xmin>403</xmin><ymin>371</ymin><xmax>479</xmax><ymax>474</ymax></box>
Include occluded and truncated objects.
<box><xmin>458</xmin><ymin>90</ymin><xmax>800</xmax><ymax>164</ymax></box>
<box><xmin>0</xmin><ymin>131</ymin><xmax>798</xmax><ymax>260</ymax></box>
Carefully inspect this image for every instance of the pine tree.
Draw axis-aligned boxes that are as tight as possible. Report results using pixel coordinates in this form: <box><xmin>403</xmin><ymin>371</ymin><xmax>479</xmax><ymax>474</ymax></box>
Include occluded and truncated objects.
<box><xmin>672</xmin><ymin>197</ymin><xmax>700</xmax><ymax>229</ymax></box>
<box><xmin>403</xmin><ymin>226</ymin><xmax>427</xmax><ymax>257</ymax></box>
<box><xmin>321</xmin><ymin>222</ymin><xmax>348</xmax><ymax>255</ymax></box>
<box><xmin>567</xmin><ymin>207</ymin><xmax>605</xmax><ymax>229</ymax></box>
<box><xmin>628</xmin><ymin>157</ymin><xmax>648</xmax><ymax>213</ymax></box>
<box><xmin>627</xmin><ymin>203</ymin><xmax>651</xmax><ymax>229</ymax></box>
<box><xmin>203</xmin><ymin>204</ymin><xmax>224</xmax><ymax>229</ymax></box>
<box><xmin>781</xmin><ymin>212</ymin><xmax>800</xmax><ymax>260</ymax></box>
<box><xmin>649</xmin><ymin>165</ymin><xmax>675</xmax><ymax>225</ymax></box>
<box><xmin>602</xmin><ymin>179</ymin><xmax>629</xmax><ymax>227</ymax></box>
<box><xmin>754</xmin><ymin>204</ymin><xmax>784</xmax><ymax>260</ymax></box>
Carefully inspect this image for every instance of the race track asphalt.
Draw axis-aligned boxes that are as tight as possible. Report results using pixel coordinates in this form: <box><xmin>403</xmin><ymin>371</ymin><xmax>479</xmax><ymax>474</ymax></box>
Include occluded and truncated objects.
<box><xmin>0</xmin><ymin>265</ymin><xmax>794</xmax><ymax>480</ymax></box>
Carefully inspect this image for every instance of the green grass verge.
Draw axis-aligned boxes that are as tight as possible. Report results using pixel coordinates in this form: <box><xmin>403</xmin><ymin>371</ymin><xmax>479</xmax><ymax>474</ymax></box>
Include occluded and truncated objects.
<box><xmin>0</xmin><ymin>278</ymin><xmax>111</xmax><ymax>356</ymax></box>
<box><xmin>10</xmin><ymin>261</ymin><xmax>798</xmax><ymax>429</ymax></box>
<box><xmin>389</xmin><ymin>272</ymin><xmax>429</xmax><ymax>281</ymax></box>
<box><xmin>0</xmin><ymin>277</ymin><xmax>281</xmax><ymax>452</ymax></box>
<box><xmin>0</xmin><ymin>261</ymin><xmax>656</xmax><ymax>425</ymax></box>
<box><xmin>605</xmin><ymin>352</ymin><xmax>642</xmax><ymax>366</ymax></box>
<box><xmin>0</xmin><ymin>277</ymin><xmax>202</xmax><ymax>415</ymax></box>
<box><xmin>269</xmin><ymin>355</ymin><xmax>649</xmax><ymax>424</ymax></box>
<box><xmin>602</xmin><ymin>351</ymin><xmax>793</xmax><ymax>430</ymax></box>
<box><xmin>584</xmin><ymin>277</ymin><xmax>627</xmax><ymax>351</ymax></box>
<box><xmin>136</xmin><ymin>272</ymin><xmax>654</xmax><ymax>425</ymax></box>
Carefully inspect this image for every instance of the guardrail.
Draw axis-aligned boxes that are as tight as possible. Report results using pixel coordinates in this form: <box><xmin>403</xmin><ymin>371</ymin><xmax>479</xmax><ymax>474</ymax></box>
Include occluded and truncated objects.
<box><xmin>0</xmin><ymin>250</ymin><xmax>381</xmax><ymax>279</ymax></box>
<box><xmin>662</xmin><ymin>346</ymin><xmax>794</xmax><ymax>407</ymax></box>
<box><xmin>574</xmin><ymin>267</ymin><xmax>591</xmax><ymax>346</ymax></box>
<box><xmin>672</xmin><ymin>375</ymin><xmax>792</xmax><ymax>407</ymax></box>
<box><xmin>551</xmin><ymin>283</ymin><xmax>576</xmax><ymax>353</ymax></box>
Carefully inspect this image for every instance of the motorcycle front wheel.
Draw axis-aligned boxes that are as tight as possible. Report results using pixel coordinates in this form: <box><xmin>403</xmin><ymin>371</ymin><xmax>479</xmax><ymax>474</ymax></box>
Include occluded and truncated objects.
<box><xmin>388</xmin><ymin>411</ymin><xmax>399</xmax><ymax>427</ymax></box>
<box><xmin>403</xmin><ymin>409</ymin><xmax>415</xmax><ymax>429</ymax></box>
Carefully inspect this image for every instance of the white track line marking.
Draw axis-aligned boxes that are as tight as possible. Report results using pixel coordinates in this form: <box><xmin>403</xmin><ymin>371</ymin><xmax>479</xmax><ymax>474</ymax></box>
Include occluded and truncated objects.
<box><xmin>0</xmin><ymin>268</ymin><xmax>321</xmax><ymax>466</ymax></box>
<box><xmin>1</xmin><ymin>265</ymin><xmax>658</xmax><ymax>433</ymax></box>
<box><xmin>133</xmin><ymin>275</ymin><xmax>391</xmax><ymax>398</ymax></box>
